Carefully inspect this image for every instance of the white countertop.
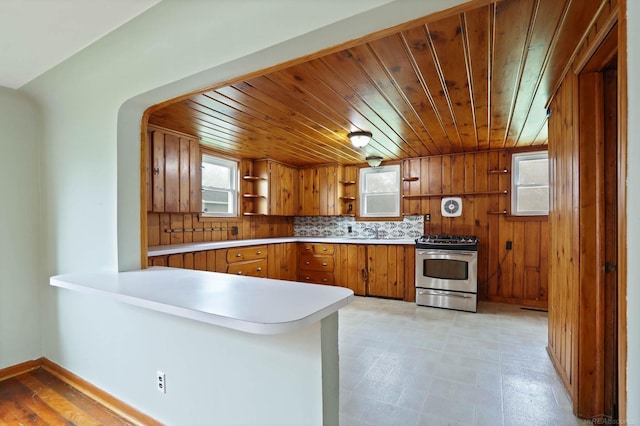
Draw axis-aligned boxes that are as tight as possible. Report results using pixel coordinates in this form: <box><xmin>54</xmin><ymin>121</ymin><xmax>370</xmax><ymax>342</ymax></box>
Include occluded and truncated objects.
<box><xmin>50</xmin><ymin>267</ymin><xmax>354</xmax><ymax>335</ymax></box>
<box><xmin>148</xmin><ymin>236</ymin><xmax>416</xmax><ymax>256</ymax></box>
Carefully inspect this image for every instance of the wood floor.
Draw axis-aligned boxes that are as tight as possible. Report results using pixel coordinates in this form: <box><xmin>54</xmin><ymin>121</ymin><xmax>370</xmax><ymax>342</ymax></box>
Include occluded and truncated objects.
<box><xmin>0</xmin><ymin>368</ymin><xmax>134</xmax><ymax>425</ymax></box>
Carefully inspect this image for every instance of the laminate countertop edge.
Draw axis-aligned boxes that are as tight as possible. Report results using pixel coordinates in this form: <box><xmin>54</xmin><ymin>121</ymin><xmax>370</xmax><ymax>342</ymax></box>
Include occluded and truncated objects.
<box><xmin>149</xmin><ymin>237</ymin><xmax>417</xmax><ymax>256</ymax></box>
<box><xmin>50</xmin><ymin>267</ymin><xmax>354</xmax><ymax>335</ymax></box>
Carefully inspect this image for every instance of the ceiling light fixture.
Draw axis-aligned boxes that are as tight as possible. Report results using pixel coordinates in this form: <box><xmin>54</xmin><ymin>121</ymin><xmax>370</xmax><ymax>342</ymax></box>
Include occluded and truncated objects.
<box><xmin>366</xmin><ymin>155</ymin><xmax>383</xmax><ymax>168</ymax></box>
<box><xmin>348</xmin><ymin>130</ymin><xmax>372</xmax><ymax>148</ymax></box>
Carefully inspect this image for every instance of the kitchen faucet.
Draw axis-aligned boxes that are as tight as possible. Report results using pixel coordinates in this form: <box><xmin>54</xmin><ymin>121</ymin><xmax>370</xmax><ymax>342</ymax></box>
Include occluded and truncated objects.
<box><xmin>363</xmin><ymin>224</ymin><xmax>381</xmax><ymax>239</ymax></box>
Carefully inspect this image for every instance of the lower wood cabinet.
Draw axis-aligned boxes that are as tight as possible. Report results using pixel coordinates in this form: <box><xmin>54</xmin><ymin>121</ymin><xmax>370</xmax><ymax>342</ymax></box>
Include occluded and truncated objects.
<box><xmin>149</xmin><ymin>242</ymin><xmax>415</xmax><ymax>302</ymax></box>
<box><xmin>297</xmin><ymin>243</ymin><xmax>336</xmax><ymax>285</ymax></box>
<box><xmin>365</xmin><ymin>245</ymin><xmax>406</xmax><ymax>300</ymax></box>
<box><xmin>267</xmin><ymin>243</ymin><xmax>297</xmax><ymax>281</ymax></box>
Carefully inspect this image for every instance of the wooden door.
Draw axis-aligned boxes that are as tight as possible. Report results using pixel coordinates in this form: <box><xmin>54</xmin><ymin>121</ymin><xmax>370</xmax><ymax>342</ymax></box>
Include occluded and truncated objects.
<box><xmin>602</xmin><ymin>66</ymin><xmax>619</xmax><ymax>420</ymax></box>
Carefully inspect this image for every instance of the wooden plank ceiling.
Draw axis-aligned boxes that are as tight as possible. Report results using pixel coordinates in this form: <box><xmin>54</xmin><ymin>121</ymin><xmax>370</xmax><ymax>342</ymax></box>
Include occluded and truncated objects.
<box><xmin>148</xmin><ymin>0</ymin><xmax>605</xmax><ymax>167</ymax></box>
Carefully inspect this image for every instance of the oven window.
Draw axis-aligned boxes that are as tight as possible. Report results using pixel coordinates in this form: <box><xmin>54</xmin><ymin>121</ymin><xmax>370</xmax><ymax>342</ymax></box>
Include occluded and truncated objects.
<box><xmin>423</xmin><ymin>259</ymin><xmax>468</xmax><ymax>280</ymax></box>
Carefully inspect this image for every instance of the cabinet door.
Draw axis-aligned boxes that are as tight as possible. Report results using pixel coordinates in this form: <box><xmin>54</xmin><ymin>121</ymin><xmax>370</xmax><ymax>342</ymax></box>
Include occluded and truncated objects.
<box><xmin>268</xmin><ymin>243</ymin><xmax>297</xmax><ymax>281</ymax></box>
<box><xmin>367</xmin><ymin>245</ymin><xmax>405</xmax><ymax>299</ymax></box>
<box><xmin>318</xmin><ymin>165</ymin><xmax>340</xmax><ymax>216</ymax></box>
<box><xmin>298</xmin><ymin>167</ymin><xmax>319</xmax><ymax>215</ymax></box>
<box><xmin>270</xmin><ymin>162</ymin><xmax>298</xmax><ymax>216</ymax></box>
<box><xmin>150</xmin><ymin>130</ymin><xmax>201</xmax><ymax>213</ymax></box>
<box><xmin>334</xmin><ymin>244</ymin><xmax>367</xmax><ymax>295</ymax></box>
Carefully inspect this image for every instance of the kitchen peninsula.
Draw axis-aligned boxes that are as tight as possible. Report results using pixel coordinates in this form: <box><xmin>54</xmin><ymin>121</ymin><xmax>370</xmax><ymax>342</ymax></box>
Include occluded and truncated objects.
<box><xmin>50</xmin><ymin>267</ymin><xmax>352</xmax><ymax>424</ymax></box>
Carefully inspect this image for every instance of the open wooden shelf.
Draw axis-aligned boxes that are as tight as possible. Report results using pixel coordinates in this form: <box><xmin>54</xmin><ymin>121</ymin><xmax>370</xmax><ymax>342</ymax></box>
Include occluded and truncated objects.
<box><xmin>339</xmin><ymin>180</ymin><xmax>356</xmax><ymax>185</ymax></box>
<box><xmin>340</xmin><ymin>196</ymin><xmax>356</xmax><ymax>201</ymax></box>
<box><xmin>242</xmin><ymin>194</ymin><xmax>266</xmax><ymax>198</ymax></box>
<box><xmin>242</xmin><ymin>175</ymin><xmax>265</xmax><ymax>181</ymax></box>
<box><xmin>488</xmin><ymin>169</ymin><xmax>509</xmax><ymax>174</ymax></box>
<box><xmin>402</xmin><ymin>177</ymin><xmax>419</xmax><ymax>182</ymax></box>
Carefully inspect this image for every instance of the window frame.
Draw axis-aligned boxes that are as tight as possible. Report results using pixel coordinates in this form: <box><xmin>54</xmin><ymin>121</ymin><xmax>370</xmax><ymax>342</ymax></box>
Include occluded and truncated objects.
<box><xmin>359</xmin><ymin>164</ymin><xmax>401</xmax><ymax>218</ymax></box>
<box><xmin>511</xmin><ymin>150</ymin><xmax>549</xmax><ymax>217</ymax></box>
<box><xmin>200</xmin><ymin>153</ymin><xmax>239</xmax><ymax>218</ymax></box>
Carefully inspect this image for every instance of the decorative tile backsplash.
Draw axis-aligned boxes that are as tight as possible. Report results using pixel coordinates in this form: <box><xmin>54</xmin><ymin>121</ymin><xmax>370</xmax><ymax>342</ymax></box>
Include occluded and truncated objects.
<box><xmin>293</xmin><ymin>215</ymin><xmax>424</xmax><ymax>239</ymax></box>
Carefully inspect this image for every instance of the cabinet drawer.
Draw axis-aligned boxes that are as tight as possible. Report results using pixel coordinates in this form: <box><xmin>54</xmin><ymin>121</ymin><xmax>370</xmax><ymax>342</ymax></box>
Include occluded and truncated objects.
<box><xmin>227</xmin><ymin>258</ymin><xmax>267</xmax><ymax>277</ymax></box>
<box><xmin>298</xmin><ymin>254</ymin><xmax>334</xmax><ymax>272</ymax></box>
<box><xmin>298</xmin><ymin>243</ymin><xmax>335</xmax><ymax>255</ymax></box>
<box><xmin>297</xmin><ymin>271</ymin><xmax>335</xmax><ymax>285</ymax></box>
<box><xmin>227</xmin><ymin>246</ymin><xmax>267</xmax><ymax>263</ymax></box>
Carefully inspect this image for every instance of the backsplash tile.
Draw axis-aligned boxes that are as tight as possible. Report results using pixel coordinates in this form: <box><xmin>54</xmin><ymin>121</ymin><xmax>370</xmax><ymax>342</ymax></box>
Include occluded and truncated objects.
<box><xmin>294</xmin><ymin>215</ymin><xmax>423</xmax><ymax>239</ymax></box>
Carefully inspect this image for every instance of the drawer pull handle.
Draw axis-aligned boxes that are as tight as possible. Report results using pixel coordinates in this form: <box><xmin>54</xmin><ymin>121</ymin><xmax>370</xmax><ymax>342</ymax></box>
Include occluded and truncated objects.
<box><xmin>235</xmin><ymin>253</ymin><xmax>242</xmax><ymax>257</ymax></box>
<box><xmin>305</xmin><ymin>247</ymin><xmax>311</xmax><ymax>250</ymax></box>
<box><xmin>256</xmin><ymin>267</ymin><xmax>262</xmax><ymax>271</ymax></box>
<box><xmin>236</xmin><ymin>271</ymin><xmax>243</xmax><ymax>275</ymax></box>
<box><xmin>322</xmin><ymin>262</ymin><xmax>328</xmax><ymax>266</ymax></box>
<box><xmin>305</xmin><ymin>276</ymin><xmax>310</xmax><ymax>280</ymax></box>
<box><xmin>322</xmin><ymin>278</ymin><xmax>328</xmax><ymax>282</ymax></box>
<box><xmin>322</xmin><ymin>248</ymin><xmax>328</xmax><ymax>251</ymax></box>
<box><xmin>256</xmin><ymin>251</ymin><xmax>262</xmax><ymax>255</ymax></box>
<box><xmin>305</xmin><ymin>261</ymin><xmax>310</xmax><ymax>265</ymax></box>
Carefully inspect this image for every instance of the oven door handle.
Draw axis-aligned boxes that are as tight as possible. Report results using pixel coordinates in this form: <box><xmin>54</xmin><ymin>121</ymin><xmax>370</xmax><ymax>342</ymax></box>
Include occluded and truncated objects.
<box><xmin>416</xmin><ymin>250</ymin><xmax>476</xmax><ymax>256</ymax></box>
<box><xmin>418</xmin><ymin>290</ymin><xmax>474</xmax><ymax>299</ymax></box>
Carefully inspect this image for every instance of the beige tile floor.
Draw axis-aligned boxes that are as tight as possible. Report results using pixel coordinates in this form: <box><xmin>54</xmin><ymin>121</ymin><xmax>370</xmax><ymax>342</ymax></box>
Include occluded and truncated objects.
<box><xmin>338</xmin><ymin>296</ymin><xmax>590</xmax><ymax>426</ymax></box>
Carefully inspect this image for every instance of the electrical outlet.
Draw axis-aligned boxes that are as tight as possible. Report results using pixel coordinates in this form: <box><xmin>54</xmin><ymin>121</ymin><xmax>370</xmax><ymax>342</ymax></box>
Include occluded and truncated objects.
<box><xmin>424</xmin><ymin>213</ymin><xmax>431</xmax><ymax>222</ymax></box>
<box><xmin>506</xmin><ymin>241</ymin><xmax>513</xmax><ymax>250</ymax></box>
<box><xmin>347</xmin><ymin>225</ymin><xmax>352</xmax><ymax>233</ymax></box>
<box><xmin>157</xmin><ymin>370</ymin><xmax>166</xmax><ymax>394</ymax></box>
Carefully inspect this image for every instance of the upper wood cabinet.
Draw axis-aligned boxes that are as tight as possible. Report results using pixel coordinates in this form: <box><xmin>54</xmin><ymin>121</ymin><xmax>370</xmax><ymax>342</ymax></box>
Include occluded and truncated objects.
<box><xmin>269</xmin><ymin>161</ymin><xmax>298</xmax><ymax>216</ymax></box>
<box><xmin>240</xmin><ymin>160</ymin><xmax>298</xmax><ymax>216</ymax></box>
<box><xmin>298</xmin><ymin>165</ymin><xmax>352</xmax><ymax>216</ymax></box>
<box><xmin>146</xmin><ymin>128</ymin><xmax>201</xmax><ymax>213</ymax></box>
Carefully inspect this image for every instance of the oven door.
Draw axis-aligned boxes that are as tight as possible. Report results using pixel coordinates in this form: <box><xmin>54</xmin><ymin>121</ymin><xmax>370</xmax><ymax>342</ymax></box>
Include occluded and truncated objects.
<box><xmin>415</xmin><ymin>249</ymin><xmax>477</xmax><ymax>293</ymax></box>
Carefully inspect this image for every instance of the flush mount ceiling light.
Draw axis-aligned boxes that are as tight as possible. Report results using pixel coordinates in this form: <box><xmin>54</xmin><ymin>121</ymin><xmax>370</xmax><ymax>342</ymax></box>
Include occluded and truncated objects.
<box><xmin>348</xmin><ymin>130</ymin><xmax>372</xmax><ymax>148</ymax></box>
<box><xmin>366</xmin><ymin>155</ymin><xmax>383</xmax><ymax>168</ymax></box>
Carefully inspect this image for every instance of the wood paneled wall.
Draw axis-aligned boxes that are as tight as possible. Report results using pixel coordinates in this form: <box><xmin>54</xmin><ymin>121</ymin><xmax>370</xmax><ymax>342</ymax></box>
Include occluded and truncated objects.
<box><xmin>547</xmin><ymin>74</ymin><xmax>580</xmax><ymax>398</ymax></box>
<box><xmin>546</xmin><ymin>0</ymin><xmax>622</xmax><ymax>419</ymax></box>
<box><xmin>147</xmin><ymin>213</ymin><xmax>293</xmax><ymax>246</ymax></box>
<box><xmin>403</xmin><ymin>150</ymin><xmax>549</xmax><ymax>308</ymax></box>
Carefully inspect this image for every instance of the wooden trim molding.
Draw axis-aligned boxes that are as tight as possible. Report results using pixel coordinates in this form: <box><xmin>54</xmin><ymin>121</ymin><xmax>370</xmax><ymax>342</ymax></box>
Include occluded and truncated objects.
<box><xmin>0</xmin><ymin>358</ymin><xmax>161</xmax><ymax>426</ymax></box>
<box><xmin>0</xmin><ymin>358</ymin><xmax>42</xmax><ymax>381</ymax></box>
<box><xmin>617</xmin><ymin>0</ymin><xmax>628</xmax><ymax>421</ymax></box>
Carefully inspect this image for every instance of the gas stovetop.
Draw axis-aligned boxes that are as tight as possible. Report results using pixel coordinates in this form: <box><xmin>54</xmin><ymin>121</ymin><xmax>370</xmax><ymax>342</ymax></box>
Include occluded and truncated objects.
<box><xmin>415</xmin><ymin>234</ymin><xmax>479</xmax><ymax>250</ymax></box>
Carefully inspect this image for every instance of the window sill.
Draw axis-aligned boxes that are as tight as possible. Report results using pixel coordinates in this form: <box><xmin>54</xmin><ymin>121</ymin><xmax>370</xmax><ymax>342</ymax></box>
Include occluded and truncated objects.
<box><xmin>505</xmin><ymin>214</ymin><xmax>548</xmax><ymax>222</ymax></box>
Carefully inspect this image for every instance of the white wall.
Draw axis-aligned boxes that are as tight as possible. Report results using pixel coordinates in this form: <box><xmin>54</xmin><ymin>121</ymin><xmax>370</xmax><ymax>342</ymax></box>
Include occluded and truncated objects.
<box><xmin>625</xmin><ymin>3</ymin><xmax>639</xmax><ymax>422</ymax></box>
<box><xmin>0</xmin><ymin>88</ymin><xmax>42</xmax><ymax>369</ymax></box>
<box><xmin>21</xmin><ymin>0</ymin><xmax>472</xmax><ymax>421</ymax></box>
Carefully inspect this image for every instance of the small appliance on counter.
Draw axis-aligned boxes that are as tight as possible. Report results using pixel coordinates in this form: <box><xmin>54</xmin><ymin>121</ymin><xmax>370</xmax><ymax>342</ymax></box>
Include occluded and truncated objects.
<box><xmin>414</xmin><ymin>234</ymin><xmax>479</xmax><ymax>313</ymax></box>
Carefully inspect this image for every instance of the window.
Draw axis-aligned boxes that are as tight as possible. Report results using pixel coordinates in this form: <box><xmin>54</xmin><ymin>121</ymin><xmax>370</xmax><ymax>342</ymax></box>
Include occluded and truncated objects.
<box><xmin>359</xmin><ymin>164</ymin><xmax>400</xmax><ymax>217</ymax></box>
<box><xmin>511</xmin><ymin>151</ymin><xmax>549</xmax><ymax>216</ymax></box>
<box><xmin>201</xmin><ymin>154</ymin><xmax>238</xmax><ymax>217</ymax></box>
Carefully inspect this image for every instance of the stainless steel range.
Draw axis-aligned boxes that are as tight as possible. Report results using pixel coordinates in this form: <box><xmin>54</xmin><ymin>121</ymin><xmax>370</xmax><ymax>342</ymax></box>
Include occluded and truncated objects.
<box><xmin>415</xmin><ymin>234</ymin><xmax>479</xmax><ymax>313</ymax></box>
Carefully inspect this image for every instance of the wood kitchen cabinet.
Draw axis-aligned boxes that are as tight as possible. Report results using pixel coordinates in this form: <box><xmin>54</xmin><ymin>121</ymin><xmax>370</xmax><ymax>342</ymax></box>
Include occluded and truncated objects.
<box><xmin>334</xmin><ymin>243</ymin><xmax>412</xmax><ymax>299</ymax></box>
<box><xmin>366</xmin><ymin>245</ymin><xmax>406</xmax><ymax>299</ymax></box>
<box><xmin>222</xmin><ymin>246</ymin><xmax>268</xmax><ymax>277</ymax></box>
<box><xmin>147</xmin><ymin>127</ymin><xmax>201</xmax><ymax>213</ymax></box>
<box><xmin>269</xmin><ymin>161</ymin><xmax>298</xmax><ymax>216</ymax></box>
<box><xmin>297</xmin><ymin>243</ymin><xmax>336</xmax><ymax>285</ymax></box>
<box><xmin>149</xmin><ymin>249</ymin><xmax>217</xmax><ymax>271</ymax></box>
<box><xmin>334</xmin><ymin>244</ymin><xmax>367</xmax><ymax>296</ymax></box>
<box><xmin>298</xmin><ymin>165</ymin><xmax>344</xmax><ymax>216</ymax></box>
<box><xmin>241</xmin><ymin>160</ymin><xmax>298</xmax><ymax>216</ymax></box>
<box><xmin>268</xmin><ymin>243</ymin><xmax>297</xmax><ymax>281</ymax></box>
